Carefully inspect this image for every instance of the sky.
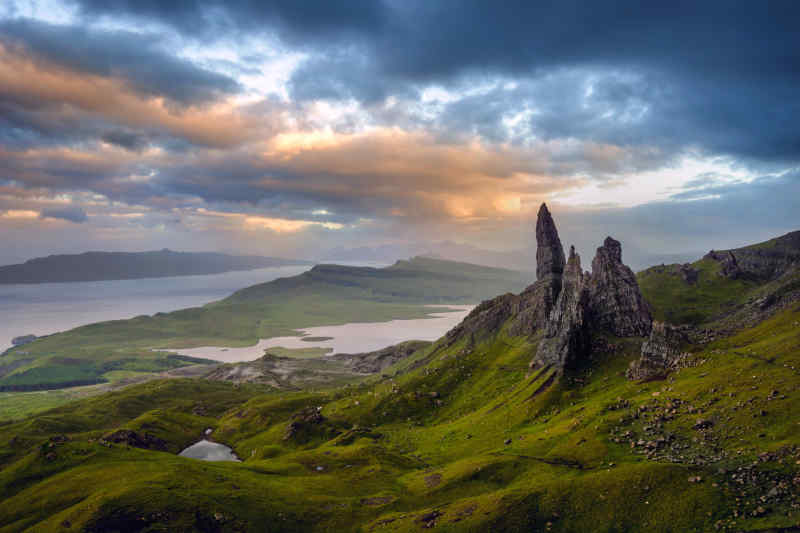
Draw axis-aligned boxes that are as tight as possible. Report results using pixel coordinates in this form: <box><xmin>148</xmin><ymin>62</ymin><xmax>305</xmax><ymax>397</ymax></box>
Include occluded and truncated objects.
<box><xmin>0</xmin><ymin>0</ymin><xmax>798</xmax><ymax>266</ymax></box>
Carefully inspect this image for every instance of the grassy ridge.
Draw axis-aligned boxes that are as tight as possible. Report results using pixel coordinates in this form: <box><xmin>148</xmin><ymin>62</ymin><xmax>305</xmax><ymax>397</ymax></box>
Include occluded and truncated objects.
<box><xmin>1</xmin><ymin>300</ymin><xmax>798</xmax><ymax>531</ymax></box>
<box><xmin>637</xmin><ymin>258</ymin><xmax>758</xmax><ymax>325</ymax></box>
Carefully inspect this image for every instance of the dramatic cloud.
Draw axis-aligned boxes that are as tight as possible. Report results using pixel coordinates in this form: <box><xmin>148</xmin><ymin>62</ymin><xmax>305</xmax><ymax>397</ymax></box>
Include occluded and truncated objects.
<box><xmin>0</xmin><ymin>1</ymin><xmax>797</xmax><ymax>265</ymax></box>
<box><xmin>0</xmin><ymin>18</ymin><xmax>241</xmax><ymax>104</ymax></box>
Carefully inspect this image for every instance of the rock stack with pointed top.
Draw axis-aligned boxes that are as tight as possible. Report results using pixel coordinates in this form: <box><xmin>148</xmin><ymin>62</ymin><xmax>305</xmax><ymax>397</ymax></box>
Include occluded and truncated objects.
<box><xmin>536</xmin><ymin>203</ymin><xmax>566</xmax><ymax>281</ymax></box>
<box><xmin>446</xmin><ymin>202</ymin><xmax>653</xmax><ymax>374</ymax></box>
<box><xmin>531</xmin><ymin>207</ymin><xmax>652</xmax><ymax>372</ymax></box>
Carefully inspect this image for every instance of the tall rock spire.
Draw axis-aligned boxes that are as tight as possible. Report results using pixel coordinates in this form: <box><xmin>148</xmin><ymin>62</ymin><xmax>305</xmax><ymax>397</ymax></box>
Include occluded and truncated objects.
<box><xmin>534</xmin><ymin>245</ymin><xmax>590</xmax><ymax>369</ymax></box>
<box><xmin>536</xmin><ymin>203</ymin><xmax>566</xmax><ymax>281</ymax></box>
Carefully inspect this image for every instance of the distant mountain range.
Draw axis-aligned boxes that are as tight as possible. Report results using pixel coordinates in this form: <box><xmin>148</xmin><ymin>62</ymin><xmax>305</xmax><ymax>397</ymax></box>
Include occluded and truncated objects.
<box><xmin>0</xmin><ymin>250</ymin><xmax>312</xmax><ymax>284</ymax></box>
<box><xmin>322</xmin><ymin>240</ymin><xmax>698</xmax><ymax>272</ymax></box>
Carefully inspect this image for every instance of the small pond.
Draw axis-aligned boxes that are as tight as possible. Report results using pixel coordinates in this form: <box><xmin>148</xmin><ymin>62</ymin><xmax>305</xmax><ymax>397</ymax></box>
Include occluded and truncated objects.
<box><xmin>179</xmin><ymin>440</ymin><xmax>240</xmax><ymax>462</ymax></box>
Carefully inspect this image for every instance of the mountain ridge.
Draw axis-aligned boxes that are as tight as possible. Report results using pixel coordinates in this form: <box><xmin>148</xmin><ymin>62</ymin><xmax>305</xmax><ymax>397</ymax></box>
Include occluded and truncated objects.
<box><xmin>0</xmin><ymin>249</ymin><xmax>312</xmax><ymax>284</ymax></box>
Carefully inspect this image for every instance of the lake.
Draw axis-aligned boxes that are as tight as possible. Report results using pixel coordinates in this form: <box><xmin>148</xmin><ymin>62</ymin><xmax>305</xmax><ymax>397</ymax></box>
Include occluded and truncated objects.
<box><xmin>171</xmin><ymin>305</ymin><xmax>474</xmax><ymax>363</ymax></box>
<box><xmin>0</xmin><ymin>265</ymin><xmax>313</xmax><ymax>352</ymax></box>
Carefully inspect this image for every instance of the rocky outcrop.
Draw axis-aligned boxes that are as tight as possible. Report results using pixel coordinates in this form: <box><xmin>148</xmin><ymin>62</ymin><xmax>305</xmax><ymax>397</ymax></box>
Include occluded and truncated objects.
<box><xmin>586</xmin><ymin>237</ymin><xmax>652</xmax><ymax>337</ymax></box>
<box><xmin>11</xmin><ymin>335</ymin><xmax>37</xmax><ymax>346</ymax></box>
<box><xmin>445</xmin><ymin>205</ymin><xmax>569</xmax><ymax>345</ymax></box>
<box><xmin>283</xmin><ymin>407</ymin><xmax>338</xmax><ymax>444</ymax></box>
<box><xmin>705</xmin><ymin>250</ymin><xmax>741</xmax><ymax>278</ymax></box>
<box><xmin>534</xmin><ymin>247</ymin><xmax>590</xmax><ymax>368</ymax></box>
<box><xmin>705</xmin><ymin>230</ymin><xmax>800</xmax><ymax>281</ymax></box>
<box><xmin>443</xmin><ymin>203</ymin><xmax>654</xmax><ymax>374</ymax></box>
<box><xmin>101</xmin><ymin>429</ymin><xmax>168</xmax><ymax>451</ymax></box>
<box><xmin>627</xmin><ymin>322</ymin><xmax>690</xmax><ymax>380</ymax></box>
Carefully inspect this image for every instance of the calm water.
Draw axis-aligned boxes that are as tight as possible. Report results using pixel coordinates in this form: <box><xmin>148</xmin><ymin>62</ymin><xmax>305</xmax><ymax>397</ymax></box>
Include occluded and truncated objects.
<box><xmin>0</xmin><ymin>266</ymin><xmax>312</xmax><ymax>352</ymax></box>
<box><xmin>173</xmin><ymin>305</ymin><xmax>474</xmax><ymax>363</ymax></box>
<box><xmin>179</xmin><ymin>440</ymin><xmax>240</xmax><ymax>462</ymax></box>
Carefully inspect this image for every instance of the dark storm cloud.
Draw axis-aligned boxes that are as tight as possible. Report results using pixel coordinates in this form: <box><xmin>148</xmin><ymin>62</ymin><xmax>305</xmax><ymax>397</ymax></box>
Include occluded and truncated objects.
<box><xmin>67</xmin><ymin>0</ymin><xmax>800</xmax><ymax>164</ymax></box>
<box><xmin>273</xmin><ymin>2</ymin><xmax>800</xmax><ymax>165</ymax></box>
<box><xmin>72</xmin><ymin>0</ymin><xmax>387</xmax><ymax>42</ymax></box>
<box><xmin>0</xmin><ymin>18</ymin><xmax>241</xmax><ymax>105</ymax></box>
<box><xmin>39</xmin><ymin>205</ymin><xmax>88</xmax><ymax>223</ymax></box>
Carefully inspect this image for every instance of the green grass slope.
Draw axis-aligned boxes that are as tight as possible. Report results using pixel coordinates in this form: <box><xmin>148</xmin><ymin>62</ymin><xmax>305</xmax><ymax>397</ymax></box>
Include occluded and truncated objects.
<box><xmin>0</xmin><ymin>258</ymin><xmax>530</xmax><ymax>392</ymax></box>
<box><xmin>638</xmin><ymin>231</ymin><xmax>800</xmax><ymax>326</ymax></box>
<box><xmin>1</xmin><ymin>297</ymin><xmax>798</xmax><ymax>532</ymax></box>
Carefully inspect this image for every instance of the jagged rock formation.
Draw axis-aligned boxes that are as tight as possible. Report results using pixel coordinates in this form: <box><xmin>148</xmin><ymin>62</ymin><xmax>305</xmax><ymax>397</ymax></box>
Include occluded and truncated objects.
<box><xmin>535</xmin><ymin>246</ymin><xmax>590</xmax><ymax>368</ymax></box>
<box><xmin>627</xmin><ymin>322</ymin><xmax>689</xmax><ymax>380</ymax></box>
<box><xmin>446</xmin><ymin>203</ymin><xmax>653</xmax><ymax>374</ymax></box>
<box><xmin>586</xmin><ymin>237</ymin><xmax>652</xmax><ymax>337</ymax></box>
<box><xmin>455</xmin><ymin>204</ymin><xmax>567</xmax><ymax>341</ymax></box>
<box><xmin>531</xmin><ymin>221</ymin><xmax>651</xmax><ymax>370</ymax></box>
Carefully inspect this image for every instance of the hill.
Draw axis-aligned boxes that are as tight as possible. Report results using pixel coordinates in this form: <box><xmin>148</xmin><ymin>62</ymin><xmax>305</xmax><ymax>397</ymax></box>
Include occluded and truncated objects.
<box><xmin>0</xmin><ymin>249</ymin><xmax>312</xmax><ymax>284</ymax></box>
<box><xmin>637</xmin><ymin>230</ymin><xmax>800</xmax><ymax>327</ymax></box>
<box><xmin>0</xmin><ymin>213</ymin><xmax>798</xmax><ymax>531</ymax></box>
<box><xmin>0</xmin><ymin>257</ymin><xmax>530</xmax><ymax>394</ymax></box>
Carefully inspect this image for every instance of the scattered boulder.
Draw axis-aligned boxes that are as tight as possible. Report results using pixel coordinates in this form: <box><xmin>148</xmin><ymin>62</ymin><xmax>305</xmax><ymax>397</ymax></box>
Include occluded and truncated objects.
<box><xmin>692</xmin><ymin>419</ymin><xmax>714</xmax><ymax>430</ymax></box>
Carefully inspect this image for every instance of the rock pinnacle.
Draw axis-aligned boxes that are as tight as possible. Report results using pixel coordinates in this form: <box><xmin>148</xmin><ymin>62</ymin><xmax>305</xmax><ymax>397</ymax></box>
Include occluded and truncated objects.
<box><xmin>536</xmin><ymin>203</ymin><xmax>566</xmax><ymax>281</ymax></box>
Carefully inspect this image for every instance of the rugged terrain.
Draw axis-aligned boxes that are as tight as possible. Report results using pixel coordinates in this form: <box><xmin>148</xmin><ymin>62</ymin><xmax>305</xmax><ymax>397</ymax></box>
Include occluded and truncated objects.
<box><xmin>0</xmin><ymin>208</ymin><xmax>798</xmax><ymax>532</ymax></box>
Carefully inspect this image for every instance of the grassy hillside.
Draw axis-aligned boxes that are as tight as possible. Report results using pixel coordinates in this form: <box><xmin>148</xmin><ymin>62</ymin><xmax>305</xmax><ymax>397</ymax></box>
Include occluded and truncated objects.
<box><xmin>0</xmin><ymin>257</ymin><xmax>530</xmax><ymax>394</ymax></box>
<box><xmin>637</xmin><ymin>258</ymin><xmax>758</xmax><ymax>325</ymax></box>
<box><xmin>638</xmin><ymin>231</ymin><xmax>800</xmax><ymax>326</ymax></box>
<box><xmin>0</xmin><ymin>297</ymin><xmax>797</xmax><ymax>531</ymax></box>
